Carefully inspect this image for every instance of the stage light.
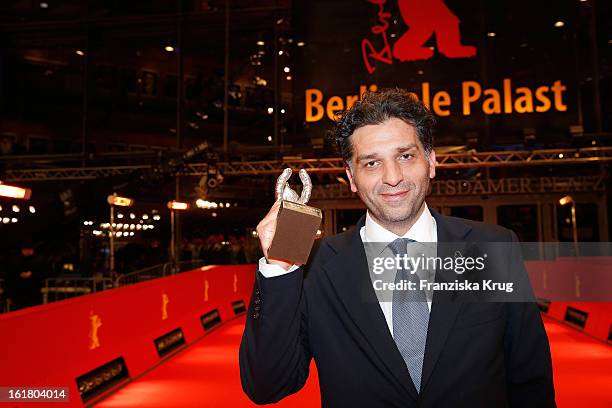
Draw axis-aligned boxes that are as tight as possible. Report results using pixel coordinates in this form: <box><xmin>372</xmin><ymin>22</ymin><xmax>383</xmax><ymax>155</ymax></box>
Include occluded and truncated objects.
<box><xmin>153</xmin><ymin>215</ymin><xmax>161</xmax><ymax>221</ymax></box>
<box><xmin>40</xmin><ymin>2</ymin><xmax>49</xmax><ymax>8</ymax></box>
<box><xmin>130</xmin><ymin>213</ymin><xmax>136</xmax><ymax>219</ymax></box>
<box><xmin>267</xmin><ymin>107</ymin><xmax>274</xmax><ymax>114</ymax></box>
<box><xmin>487</xmin><ymin>32</ymin><xmax>496</xmax><ymax>37</ymax></box>
<box><xmin>212</xmin><ymin>212</ymin><xmax>217</xmax><ymax>217</ymax></box>
<box><xmin>107</xmin><ymin>195</ymin><xmax>134</xmax><ymax>207</ymax></box>
<box><xmin>2</xmin><ymin>218</ymin><xmax>8</xmax><ymax>224</ymax></box>
<box><xmin>165</xmin><ymin>45</ymin><xmax>175</xmax><ymax>52</ymax></box>
<box><xmin>12</xmin><ymin>205</ymin><xmax>20</xmax><ymax>213</ymax></box>
<box><xmin>297</xmin><ymin>41</ymin><xmax>305</xmax><ymax>47</ymax></box>
<box><xmin>283</xmin><ymin>66</ymin><xmax>290</xmax><ymax>73</ymax></box>
<box><xmin>559</xmin><ymin>195</ymin><xmax>578</xmax><ymax>255</ymax></box>
<box><xmin>76</xmin><ymin>50</ymin><xmax>85</xmax><ymax>56</ymax></box>
<box><xmin>0</xmin><ymin>183</ymin><xmax>32</xmax><ymax>199</ymax></box>
<box><xmin>29</xmin><ymin>206</ymin><xmax>36</xmax><ymax>213</ymax></box>
<box><xmin>142</xmin><ymin>214</ymin><xmax>149</xmax><ymax>220</ymax></box>
<box><xmin>559</xmin><ymin>195</ymin><xmax>573</xmax><ymax>206</ymax></box>
<box><xmin>167</xmin><ymin>201</ymin><xmax>189</xmax><ymax>210</ymax></box>
<box><xmin>281</xmin><ymin>108</ymin><xmax>286</xmax><ymax>114</ymax></box>
<box><xmin>257</xmin><ymin>40</ymin><xmax>264</xmax><ymax>46</ymax></box>
<box><xmin>286</xmin><ymin>75</ymin><xmax>292</xmax><ymax>80</ymax></box>
<box><xmin>136</xmin><ymin>224</ymin><xmax>142</xmax><ymax>230</ymax></box>
<box><xmin>278</xmin><ymin>50</ymin><xmax>284</xmax><ymax>55</ymax></box>
<box><xmin>267</xmin><ymin>136</ymin><xmax>272</xmax><ymax>142</ymax></box>
<box><xmin>558</xmin><ymin>153</ymin><xmax>564</xmax><ymax>159</ymax></box>
<box><xmin>11</xmin><ymin>217</ymin><xmax>17</xmax><ymax>223</ymax></box>
<box><xmin>554</xmin><ymin>21</ymin><xmax>565</xmax><ymax>28</ymax></box>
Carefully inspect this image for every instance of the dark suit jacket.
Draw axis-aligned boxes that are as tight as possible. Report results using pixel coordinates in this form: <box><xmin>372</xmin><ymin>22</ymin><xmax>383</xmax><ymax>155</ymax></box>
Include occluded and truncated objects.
<box><xmin>239</xmin><ymin>209</ymin><xmax>556</xmax><ymax>407</ymax></box>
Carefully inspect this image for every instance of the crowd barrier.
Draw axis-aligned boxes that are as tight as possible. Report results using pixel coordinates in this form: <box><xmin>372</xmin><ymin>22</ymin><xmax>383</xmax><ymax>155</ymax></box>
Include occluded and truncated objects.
<box><xmin>0</xmin><ymin>264</ymin><xmax>255</xmax><ymax>407</ymax></box>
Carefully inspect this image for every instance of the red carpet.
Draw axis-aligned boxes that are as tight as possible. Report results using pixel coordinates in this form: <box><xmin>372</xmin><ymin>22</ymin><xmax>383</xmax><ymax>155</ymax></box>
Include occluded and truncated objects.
<box><xmin>94</xmin><ymin>315</ymin><xmax>611</xmax><ymax>408</ymax></box>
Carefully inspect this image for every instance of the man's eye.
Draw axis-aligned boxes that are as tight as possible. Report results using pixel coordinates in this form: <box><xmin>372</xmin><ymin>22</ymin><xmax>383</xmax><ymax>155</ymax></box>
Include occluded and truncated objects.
<box><xmin>366</xmin><ymin>160</ymin><xmax>379</xmax><ymax>167</ymax></box>
<box><xmin>400</xmin><ymin>153</ymin><xmax>414</xmax><ymax>160</ymax></box>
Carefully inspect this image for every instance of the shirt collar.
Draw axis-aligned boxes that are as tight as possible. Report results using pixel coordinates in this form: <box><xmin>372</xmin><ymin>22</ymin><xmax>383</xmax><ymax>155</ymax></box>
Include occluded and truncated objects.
<box><xmin>364</xmin><ymin>204</ymin><xmax>436</xmax><ymax>244</ymax></box>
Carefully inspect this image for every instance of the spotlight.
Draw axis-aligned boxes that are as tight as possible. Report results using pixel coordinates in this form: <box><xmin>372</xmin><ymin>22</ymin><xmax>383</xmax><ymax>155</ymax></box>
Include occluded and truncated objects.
<box><xmin>167</xmin><ymin>201</ymin><xmax>189</xmax><ymax>210</ymax></box>
<box><xmin>0</xmin><ymin>183</ymin><xmax>32</xmax><ymax>199</ymax></box>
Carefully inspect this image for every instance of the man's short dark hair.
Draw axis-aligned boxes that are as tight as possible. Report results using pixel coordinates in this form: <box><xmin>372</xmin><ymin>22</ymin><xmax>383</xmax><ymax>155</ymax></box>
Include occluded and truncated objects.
<box><xmin>330</xmin><ymin>88</ymin><xmax>436</xmax><ymax>164</ymax></box>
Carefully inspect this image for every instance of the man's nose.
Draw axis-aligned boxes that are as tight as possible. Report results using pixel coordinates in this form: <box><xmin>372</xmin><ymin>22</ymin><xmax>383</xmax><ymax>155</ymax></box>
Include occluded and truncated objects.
<box><xmin>382</xmin><ymin>162</ymin><xmax>403</xmax><ymax>186</ymax></box>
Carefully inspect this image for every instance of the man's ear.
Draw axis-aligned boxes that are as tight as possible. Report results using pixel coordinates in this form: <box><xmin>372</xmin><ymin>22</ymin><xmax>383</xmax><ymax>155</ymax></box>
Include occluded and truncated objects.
<box><xmin>345</xmin><ymin>165</ymin><xmax>358</xmax><ymax>193</ymax></box>
<box><xmin>428</xmin><ymin>149</ymin><xmax>436</xmax><ymax>179</ymax></box>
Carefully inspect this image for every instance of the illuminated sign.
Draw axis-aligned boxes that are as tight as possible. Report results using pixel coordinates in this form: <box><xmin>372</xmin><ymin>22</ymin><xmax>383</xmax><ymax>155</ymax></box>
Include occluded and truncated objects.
<box><xmin>200</xmin><ymin>309</ymin><xmax>222</xmax><ymax>331</ymax></box>
<box><xmin>362</xmin><ymin>0</ymin><xmax>476</xmax><ymax>73</ymax></box>
<box><xmin>154</xmin><ymin>328</ymin><xmax>186</xmax><ymax>358</ymax></box>
<box><xmin>231</xmin><ymin>299</ymin><xmax>246</xmax><ymax>315</ymax></box>
<box><xmin>305</xmin><ymin>79</ymin><xmax>567</xmax><ymax>122</ymax></box>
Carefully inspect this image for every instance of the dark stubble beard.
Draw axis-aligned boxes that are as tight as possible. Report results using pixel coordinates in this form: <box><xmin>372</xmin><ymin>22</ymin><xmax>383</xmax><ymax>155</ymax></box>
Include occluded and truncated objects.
<box><xmin>358</xmin><ymin>169</ymin><xmax>431</xmax><ymax>232</ymax></box>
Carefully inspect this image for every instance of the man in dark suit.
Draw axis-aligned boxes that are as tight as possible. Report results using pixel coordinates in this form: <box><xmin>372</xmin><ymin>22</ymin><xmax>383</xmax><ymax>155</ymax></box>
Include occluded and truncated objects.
<box><xmin>240</xmin><ymin>89</ymin><xmax>556</xmax><ymax>407</ymax></box>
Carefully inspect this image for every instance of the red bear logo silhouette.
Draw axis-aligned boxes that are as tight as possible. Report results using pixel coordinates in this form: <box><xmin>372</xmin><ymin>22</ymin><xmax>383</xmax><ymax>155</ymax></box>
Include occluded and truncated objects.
<box><xmin>394</xmin><ymin>0</ymin><xmax>476</xmax><ymax>61</ymax></box>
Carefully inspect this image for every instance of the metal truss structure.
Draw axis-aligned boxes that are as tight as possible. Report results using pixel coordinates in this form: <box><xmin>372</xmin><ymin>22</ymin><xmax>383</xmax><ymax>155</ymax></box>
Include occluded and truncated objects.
<box><xmin>3</xmin><ymin>147</ymin><xmax>611</xmax><ymax>182</ymax></box>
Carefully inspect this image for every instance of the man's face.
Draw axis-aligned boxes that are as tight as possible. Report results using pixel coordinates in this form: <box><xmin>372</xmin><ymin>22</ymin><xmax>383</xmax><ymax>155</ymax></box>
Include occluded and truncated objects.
<box><xmin>345</xmin><ymin>118</ymin><xmax>436</xmax><ymax>235</ymax></box>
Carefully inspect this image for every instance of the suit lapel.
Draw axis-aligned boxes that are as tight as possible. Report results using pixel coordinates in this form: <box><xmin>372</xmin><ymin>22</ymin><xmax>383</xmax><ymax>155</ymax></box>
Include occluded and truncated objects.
<box><xmin>419</xmin><ymin>208</ymin><xmax>471</xmax><ymax>393</ymax></box>
<box><xmin>321</xmin><ymin>215</ymin><xmax>419</xmax><ymax>400</ymax></box>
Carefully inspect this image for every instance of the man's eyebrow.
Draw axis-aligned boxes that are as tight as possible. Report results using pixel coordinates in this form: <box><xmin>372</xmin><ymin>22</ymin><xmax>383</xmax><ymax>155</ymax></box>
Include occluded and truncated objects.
<box><xmin>355</xmin><ymin>153</ymin><xmax>379</xmax><ymax>162</ymax></box>
<box><xmin>396</xmin><ymin>144</ymin><xmax>417</xmax><ymax>152</ymax></box>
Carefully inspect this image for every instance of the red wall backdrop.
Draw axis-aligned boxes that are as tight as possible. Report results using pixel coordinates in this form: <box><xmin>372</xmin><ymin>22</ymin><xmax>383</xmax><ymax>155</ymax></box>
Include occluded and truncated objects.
<box><xmin>526</xmin><ymin>258</ymin><xmax>612</xmax><ymax>341</ymax></box>
<box><xmin>0</xmin><ymin>264</ymin><xmax>255</xmax><ymax>407</ymax></box>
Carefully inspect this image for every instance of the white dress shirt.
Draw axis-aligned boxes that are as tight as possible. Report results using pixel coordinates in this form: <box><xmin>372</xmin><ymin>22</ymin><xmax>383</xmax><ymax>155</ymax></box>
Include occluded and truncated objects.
<box><xmin>258</xmin><ymin>205</ymin><xmax>438</xmax><ymax>336</ymax></box>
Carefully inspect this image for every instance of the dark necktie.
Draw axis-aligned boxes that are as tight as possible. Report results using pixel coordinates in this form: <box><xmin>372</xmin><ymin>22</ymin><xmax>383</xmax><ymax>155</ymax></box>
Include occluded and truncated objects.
<box><xmin>388</xmin><ymin>237</ymin><xmax>430</xmax><ymax>393</ymax></box>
